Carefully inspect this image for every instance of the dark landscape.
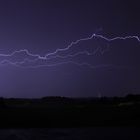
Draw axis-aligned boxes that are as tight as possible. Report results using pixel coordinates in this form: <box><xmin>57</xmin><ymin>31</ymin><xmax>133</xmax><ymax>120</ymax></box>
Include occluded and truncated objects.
<box><xmin>0</xmin><ymin>94</ymin><xmax>140</xmax><ymax>139</ymax></box>
<box><xmin>0</xmin><ymin>94</ymin><xmax>140</xmax><ymax>128</ymax></box>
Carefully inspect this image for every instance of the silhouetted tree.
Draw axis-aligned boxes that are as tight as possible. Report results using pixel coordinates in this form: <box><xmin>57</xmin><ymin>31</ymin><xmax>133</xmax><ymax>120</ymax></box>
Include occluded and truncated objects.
<box><xmin>126</xmin><ymin>94</ymin><xmax>140</xmax><ymax>101</ymax></box>
<box><xmin>0</xmin><ymin>97</ymin><xmax>6</xmax><ymax>108</ymax></box>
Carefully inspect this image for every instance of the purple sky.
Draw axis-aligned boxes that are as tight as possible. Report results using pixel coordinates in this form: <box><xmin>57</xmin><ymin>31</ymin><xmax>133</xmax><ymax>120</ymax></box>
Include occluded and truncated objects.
<box><xmin>0</xmin><ymin>0</ymin><xmax>140</xmax><ymax>98</ymax></box>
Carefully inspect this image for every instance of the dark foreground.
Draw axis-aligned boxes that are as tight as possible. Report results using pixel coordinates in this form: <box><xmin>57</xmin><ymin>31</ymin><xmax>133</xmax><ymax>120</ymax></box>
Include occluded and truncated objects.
<box><xmin>0</xmin><ymin>94</ymin><xmax>140</xmax><ymax>127</ymax></box>
<box><xmin>0</xmin><ymin>128</ymin><xmax>140</xmax><ymax>140</ymax></box>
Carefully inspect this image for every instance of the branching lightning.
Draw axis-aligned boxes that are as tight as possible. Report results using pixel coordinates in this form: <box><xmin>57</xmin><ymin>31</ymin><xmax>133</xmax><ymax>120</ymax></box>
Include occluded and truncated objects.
<box><xmin>0</xmin><ymin>33</ymin><xmax>139</xmax><ymax>69</ymax></box>
<box><xmin>44</xmin><ymin>34</ymin><xmax>140</xmax><ymax>57</ymax></box>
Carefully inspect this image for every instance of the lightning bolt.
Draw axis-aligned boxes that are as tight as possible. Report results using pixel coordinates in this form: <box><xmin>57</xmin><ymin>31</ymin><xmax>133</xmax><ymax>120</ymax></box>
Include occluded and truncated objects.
<box><xmin>0</xmin><ymin>33</ymin><xmax>139</xmax><ymax>68</ymax></box>
<box><xmin>1</xmin><ymin>58</ymin><xmax>125</xmax><ymax>70</ymax></box>
<box><xmin>44</xmin><ymin>34</ymin><xmax>140</xmax><ymax>57</ymax></box>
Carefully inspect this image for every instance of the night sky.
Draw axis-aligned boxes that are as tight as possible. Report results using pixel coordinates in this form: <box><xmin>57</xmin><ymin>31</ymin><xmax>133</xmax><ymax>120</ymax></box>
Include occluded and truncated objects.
<box><xmin>0</xmin><ymin>0</ymin><xmax>140</xmax><ymax>98</ymax></box>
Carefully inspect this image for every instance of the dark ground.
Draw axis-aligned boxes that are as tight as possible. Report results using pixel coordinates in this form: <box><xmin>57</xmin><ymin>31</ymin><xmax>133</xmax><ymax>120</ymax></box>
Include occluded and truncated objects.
<box><xmin>0</xmin><ymin>94</ymin><xmax>140</xmax><ymax>139</ymax></box>
<box><xmin>0</xmin><ymin>94</ymin><xmax>140</xmax><ymax>127</ymax></box>
<box><xmin>0</xmin><ymin>127</ymin><xmax>140</xmax><ymax>140</ymax></box>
